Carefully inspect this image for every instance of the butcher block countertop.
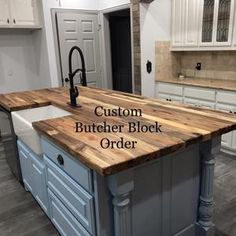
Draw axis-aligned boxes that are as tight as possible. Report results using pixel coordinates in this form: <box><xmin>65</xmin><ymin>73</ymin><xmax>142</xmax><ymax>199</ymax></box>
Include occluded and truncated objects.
<box><xmin>157</xmin><ymin>77</ymin><xmax>236</xmax><ymax>91</ymax></box>
<box><xmin>1</xmin><ymin>86</ymin><xmax>236</xmax><ymax>176</ymax></box>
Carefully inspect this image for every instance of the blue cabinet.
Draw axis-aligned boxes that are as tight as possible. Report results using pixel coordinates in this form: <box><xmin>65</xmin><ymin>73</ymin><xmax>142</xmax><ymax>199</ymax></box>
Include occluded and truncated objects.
<box><xmin>18</xmin><ymin>138</ymin><xmax>96</xmax><ymax>236</ymax></box>
<box><xmin>45</xmin><ymin>156</ymin><xmax>95</xmax><ymax>235</ymax></box>
<box><xmin>18</xmin><ymin>141</ymin><xmax>33</xmax><ymax>192</ymax></box>
<box><xmin>17</xmin><ymin>140</ymin><xmax>49</xmax><ymax>216</ymax></box>
<box><xmin>48</xmin><ymin>189</ymin><xmax>91</xmax><ymax>236</ymax></box>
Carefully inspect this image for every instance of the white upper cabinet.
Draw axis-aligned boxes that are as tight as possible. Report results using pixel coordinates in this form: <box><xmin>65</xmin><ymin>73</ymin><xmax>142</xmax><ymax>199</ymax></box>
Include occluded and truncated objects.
<box><xmin>199</xmin><ymin>0</ymin><xmax>235</xmax><ymax>46</ymax></box>
<box><xmin>0</xmin><ymin>0</ymin><xmax>41</xmax><ymax>28</ymax></box>
<box><xmin>172</xmin><ymin>0</ymin><xmax>201</xmax><ymax>48</ymax></box>
<box><xmin>171</xmin><ymin>0</ymin><xmax>236</xmax><ymax>50</ymax></box>
<box><xmin>172</xmin><ymin>0</ymin><xmax>185</xmax><ymax>47</ymax></box>
<box><xmin>10</xmin><ymin>0</ymin><xmax>40</xmax><ymax>27</ymax></box>
<box><xmin>0</xmin><ymin>0</ymin><xmax>10</xmax><ymax>27</ymax></box>
<box><xmin>184</xmin><ymin>0</ymin><xmax>201</xmax><ymax>46</ymax></box>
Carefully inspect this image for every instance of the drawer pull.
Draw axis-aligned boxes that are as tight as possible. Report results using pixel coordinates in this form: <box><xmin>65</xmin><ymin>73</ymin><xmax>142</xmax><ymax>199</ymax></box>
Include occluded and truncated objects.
<box><xmin>57</xmin><ymin>155</ymin><xmax>64</xmax><ymax>166</ymax></box>
<box><xmin>7</xmin><ymin>19</ymin><xmax>9</xmax><ymax>24</ymax></box>
<box><xmin>229</xmin><ymin>111</ymin><xmax>233</xmax><ymax>114</ymax></box>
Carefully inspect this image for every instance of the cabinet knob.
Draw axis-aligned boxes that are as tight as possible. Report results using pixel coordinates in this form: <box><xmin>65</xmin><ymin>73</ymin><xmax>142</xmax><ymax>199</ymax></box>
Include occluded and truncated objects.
<box><xmin>13</xmin><ymin>19</ymin><xmax>16</xmax><ymax>24</ymax></box>
<box><xmin>7</xmin><ymin>19</ymin><xmax>9</xmax><ymax>24</ymax></box>
<box><xmin>57</xmin><ymin>154</ymin><xmax>64</xmax><ymax>166</ymax></box>
<box><xmin>229</xmin><ymin>111</ymin><xmax>233</xmax><ymax>114</ymax></box>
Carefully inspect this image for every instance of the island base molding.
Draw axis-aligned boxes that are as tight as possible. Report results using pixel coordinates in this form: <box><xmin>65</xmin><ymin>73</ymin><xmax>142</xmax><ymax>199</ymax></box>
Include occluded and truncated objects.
<box><xmin>195</xmin><ymin>223</ymin><xmax>215</xmax><ymax>236</ymax></box>
<box><xmin>195</xmin><ymin>137</ymin><xmax>221</xmax><ymax>236</ymax></box>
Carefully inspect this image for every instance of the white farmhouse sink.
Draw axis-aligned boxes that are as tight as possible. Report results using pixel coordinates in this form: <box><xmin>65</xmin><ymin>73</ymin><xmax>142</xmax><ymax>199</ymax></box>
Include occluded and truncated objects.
<box><xmin>12</xmin><ymin>105</ymin><xmax>71</xmax><ymax>156</ymax></box>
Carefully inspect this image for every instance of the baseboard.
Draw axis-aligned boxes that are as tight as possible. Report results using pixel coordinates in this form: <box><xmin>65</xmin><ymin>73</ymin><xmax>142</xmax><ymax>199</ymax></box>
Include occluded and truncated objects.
<box><xmin>221</xmin><ymin>147</ymin><xmax>236</xmax><ymax>156</ymax></box>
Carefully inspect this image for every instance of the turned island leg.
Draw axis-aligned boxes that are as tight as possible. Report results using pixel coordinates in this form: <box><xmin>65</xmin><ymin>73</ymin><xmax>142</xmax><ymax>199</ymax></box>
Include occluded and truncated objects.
<box><xmin>108</xmin><ymin>170</ymin><xmax>134</xmax><ymax>236</ymax></box>
<box><xmin>196</xmin><ymin>137</ymin><xmax>221</xmax><ymax>236</ymax></box>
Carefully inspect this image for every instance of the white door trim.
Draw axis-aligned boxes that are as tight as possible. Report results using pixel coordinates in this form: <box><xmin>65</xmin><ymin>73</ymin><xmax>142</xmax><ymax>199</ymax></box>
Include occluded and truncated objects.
<box><xmin>99</xmin><ymin>3</ymin><xmax>134</xmax><ymax>92</ymax></box>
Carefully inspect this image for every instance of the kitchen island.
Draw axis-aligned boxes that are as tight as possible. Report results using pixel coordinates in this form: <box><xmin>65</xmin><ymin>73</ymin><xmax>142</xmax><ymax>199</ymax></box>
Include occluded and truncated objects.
<box><xmin>1</xmin><ymin>86</ymin><xmax>236</xmax><ymax>236</ymax></box>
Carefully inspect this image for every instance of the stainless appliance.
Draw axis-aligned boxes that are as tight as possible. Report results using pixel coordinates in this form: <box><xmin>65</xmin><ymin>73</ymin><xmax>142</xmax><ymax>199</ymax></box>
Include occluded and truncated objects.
<box><xmin>0</xmin><ymin>106</ymin><xmax>22</xmax><ymax>183</ymax></box>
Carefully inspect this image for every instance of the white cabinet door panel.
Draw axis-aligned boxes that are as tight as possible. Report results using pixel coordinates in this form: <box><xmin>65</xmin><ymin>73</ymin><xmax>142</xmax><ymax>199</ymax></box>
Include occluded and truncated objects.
<box><xmin>185</xmin><ymin>0</ymin><xmax>200</xmax><ymax>46</ymax></box>
<box><xmin>217</xmin><ymin>90</ymin><xmax>236</xmax><ymax>105</ymax></box>
<box><xmin>158</xmin><ymin>83</ymin><xmax>183</xmax><ymax>96</ymax></box>
<box><xmin>0</xmin><ymin>0</ymin><xmax>10</xmax><ymax>27</ymax></box>
<box><xmin>184</xmin><ymin>86</ymin><xmax>215</xmax><ymax>101</ymax></box>
<box><xmin>216</xmin><ymin>104</ymin><xmax>234</xmax><ymax>149</ymax></box>
<box><xmin>184</xmin><ymin>98</ymin><xmax>200</xmax><ymax>107</ymax></box>
<box><xmin>232</xmin><ymin>130</ymin><xmax>236</xmax><ymax>150</ymax></box>
<box><xmin>172</xmin><ymin>0</ymin><xmax>185</xmax><ymax>47</ymax></box>
<box><xmin>10</xmin><ymin>0</ymin><xmax>39</xmax><ymax>26</ymax></box>
<box><xmin>199</xmin><ymin>100</ymin><xmax>215</xmax><ymax>109</ymax></box>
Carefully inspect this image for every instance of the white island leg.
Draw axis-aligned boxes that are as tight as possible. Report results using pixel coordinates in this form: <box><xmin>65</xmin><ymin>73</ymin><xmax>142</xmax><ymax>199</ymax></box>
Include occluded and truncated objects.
<box><xmin>196</xmin><ymin>137</ymin><xmax>221</xmax><ymax>236</ymax></box>
<box><xmin>108</xmin><ymin>170</ymin><xmax>134</xmax><ymax>236</ymax></box>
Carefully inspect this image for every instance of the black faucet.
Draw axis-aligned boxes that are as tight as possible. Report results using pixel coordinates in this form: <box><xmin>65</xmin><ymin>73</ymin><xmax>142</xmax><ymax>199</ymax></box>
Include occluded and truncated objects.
<box><xmin>68</xmin><ymin>46</ymin><xmax>87</xmax><ymax>107</ymax></box>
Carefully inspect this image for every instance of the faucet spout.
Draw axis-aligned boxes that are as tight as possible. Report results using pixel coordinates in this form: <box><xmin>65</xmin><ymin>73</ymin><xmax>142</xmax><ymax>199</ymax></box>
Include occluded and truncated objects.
<box><xmin>68</xmin><ymin>46</ymin><xmax>87</xmax><ymax>107</ymax></box>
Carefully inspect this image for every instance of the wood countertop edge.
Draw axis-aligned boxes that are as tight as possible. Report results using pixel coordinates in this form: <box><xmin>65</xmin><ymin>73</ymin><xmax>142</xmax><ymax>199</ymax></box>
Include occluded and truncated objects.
<box><xmin>33</xmin><ymin>120</ymin><xmax>236</xmax><ymax>176</ymax></box>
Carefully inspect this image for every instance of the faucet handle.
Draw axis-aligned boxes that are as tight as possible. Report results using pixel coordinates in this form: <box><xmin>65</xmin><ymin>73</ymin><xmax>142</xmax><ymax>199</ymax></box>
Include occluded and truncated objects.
<box><xmin>74</xmin><ymin>86</ymin><xmax>79</xmax><ymax>97</ymax></box>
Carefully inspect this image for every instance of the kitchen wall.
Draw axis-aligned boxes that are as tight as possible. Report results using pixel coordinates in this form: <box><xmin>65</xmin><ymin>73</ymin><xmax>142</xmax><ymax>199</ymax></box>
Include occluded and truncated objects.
<box><xmin>155</xmin><ymin>41</ymin><xmax>180</xmax><ymax>81</ymax></box>
<box><xmin>154</xmin><ymin>44</ymin><xmax>236</xmax><ymax>82</ymax></box>
<box><xmin>99</xmin><ymin>0</ymin><xmax>130</xmax><ymax>10</ymax></box>
<box><xmin>180</xmin><ymin>51</ymin><xmax>236</xmax><ymax>81</ymax></box>
<box><xmin>140</xmin><ymin>0</ymin><xmax>171</xmax><ymax>97</ymax></box>
<box><xmin>0</xmin><ymin>30</ymin><xmax>51</xmax><ymax>94</ymax></box>
<box><xmin>60</xmin><ymin>0</ymin><xmax>99</xmax><ymax>9</ymax></box>
<box><xmin>0</xmin><ymin>0</ymin><xmax>54</xmax><ymax>94</ymax></box>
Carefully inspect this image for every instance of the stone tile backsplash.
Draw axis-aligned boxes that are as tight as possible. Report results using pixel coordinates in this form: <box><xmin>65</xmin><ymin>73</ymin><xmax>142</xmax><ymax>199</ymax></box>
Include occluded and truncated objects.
<box><xmin>155</xmin><ymin>41</ymin><xmax>236</xmax><ymax>81</ymax></box>
<box><xmin>180</xmin><ymin>51</ymin><xmax>236</xmax><ymax>80</ymax></box>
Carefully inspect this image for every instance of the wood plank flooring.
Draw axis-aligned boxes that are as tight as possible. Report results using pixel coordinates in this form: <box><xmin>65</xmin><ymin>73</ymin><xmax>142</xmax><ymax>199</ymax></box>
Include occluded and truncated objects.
<box><xmin>0</xmin><ymin>141</ymin><xmax>235</xmax><ymax>235</ymax></box>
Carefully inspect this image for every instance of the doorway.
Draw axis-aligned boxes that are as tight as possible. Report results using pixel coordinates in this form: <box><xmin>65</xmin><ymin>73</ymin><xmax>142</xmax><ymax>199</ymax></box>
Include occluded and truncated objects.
<box><xmin>107</xmin><ymin>9</ymin><xmax>133</xmax><ymax>93</ymax></box>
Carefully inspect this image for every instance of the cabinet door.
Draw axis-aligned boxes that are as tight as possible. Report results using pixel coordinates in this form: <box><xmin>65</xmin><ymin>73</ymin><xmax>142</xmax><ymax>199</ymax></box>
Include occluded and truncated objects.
<box><xmin>31</xmin><ymin>153</ymin><xmax>49</xmax><ymax>216</ymax></box>
<box><xmin>0</xmin><ymin>0</ymin><xmax>11</xmax><ymax>27</ymax></box>
<box><xmin>199</xmin><ymin>0</ymin><xmax>217</xmax><ymax>46</ymax></box>
<box><xmin>216</xmin><ymin>104</ymin><xmax>233</xmax><ymax>149</ymax></box>
<box><xmin>232</xmin><ymin>130</ymin><xmax>236</xmax><ymax>151</ymax></box>
<box><xmin>200</xmin><ymin>0</ymin><xmax>235</xmax><ymax>46</ymax></box>
<box><xmin>18</xmin><ymin>143</ymin><xmax>33</xmax><ymax>192</ymax></box>
<box><xmin>184</xmin><ymin>98</ymin><xmax>200</xmax><ymax>107</ymax></box>
<box><xmin>184</xmin><ymin>0</ymin><xmax>200</xmax><ymax>46</ymax></box>
<box><xmin>172</xmin><ymin>0</ymin><xmax>185</xmax><ymax>47</ymax></box>
<box><xmin>199</xmin><ymin>100</ymin><xmax>215</xmax><ymax>109</ymax></box>
<box><xmin>10</xmin><ymin>0</ymin><xmax>39</xmax><ymax>27</ymax></box>
<box><xmin>231</xmin><ymin>108</ymin><xmax>236</xmax><ymax>151</ymax></box>
<box><xmin>215</xmin><ymin>0</ymin><xmax>235</xmax><ymax>46</ymax></box>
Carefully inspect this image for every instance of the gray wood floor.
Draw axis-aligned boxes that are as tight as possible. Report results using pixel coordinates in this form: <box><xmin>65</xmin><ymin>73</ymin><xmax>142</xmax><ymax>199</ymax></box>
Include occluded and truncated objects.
<box><xmin>0</xmin><ymin>142</ymin><xmax>235</xmax><ymax>236</ymax></box>
<box><xmin>0</xmin><ymin>143</ymin><xmax>59</xmax><ymax>236</ymax></box>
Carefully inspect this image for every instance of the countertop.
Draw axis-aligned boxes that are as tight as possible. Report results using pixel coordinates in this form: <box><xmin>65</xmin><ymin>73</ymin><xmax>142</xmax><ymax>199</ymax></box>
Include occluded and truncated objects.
<box><xmin>157</xmin><ymin>77</ymin><xmax>236</xmax><ymax>91</ymax></box>
<box><xmin>1</xmin><ymin>86</ymin><xmax>236</xmax><ymax>175</ymax></box>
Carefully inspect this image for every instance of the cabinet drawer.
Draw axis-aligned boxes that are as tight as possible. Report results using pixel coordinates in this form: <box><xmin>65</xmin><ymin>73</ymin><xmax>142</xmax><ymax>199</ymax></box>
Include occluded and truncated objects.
<box><xmin>45</xmin><ymin>156</ymin><xmax>95</xmax><ymax>235</ymax></box>
<box><xmin>184</xmin><ymin>86</ymin><xmax>215</xmax><ymax>101</ymax></box>
<box><xmin>48</xmin><ymin>189</ymin><xmax>90</xmax><ymax>236</ymax></box>
<box><xmin>158</xmin><ymin>83</ymin><xmax>183</xmax><ymax>96</ymax></box>
<box><xmin>41</xmin><ymin>138</ymin><xmax>92</xmax><ymax>192</ymax></box>
<box><xmin>216</xmin><ymin>91</ymin><xmax>236</xmax><ymax>106</ymax></box>
<box><xmin>158</xmin><ymin>93</ymin><xmax>183</xmax><ymax>103</ymax></box>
